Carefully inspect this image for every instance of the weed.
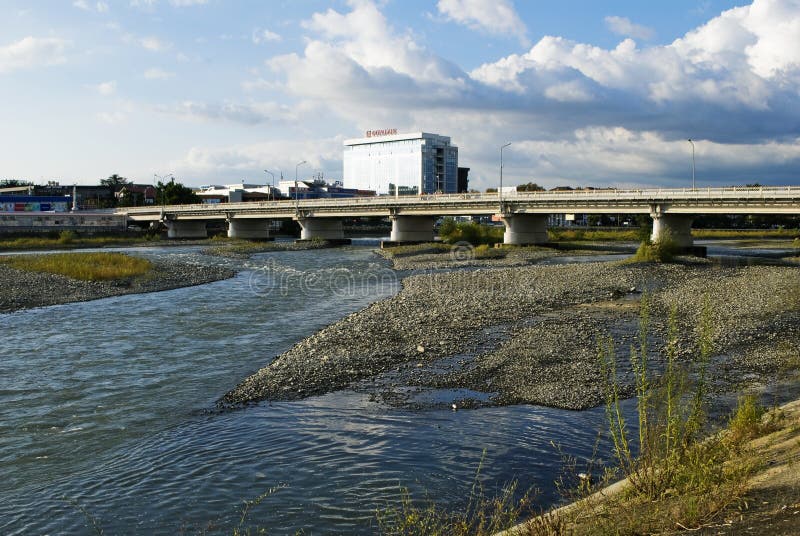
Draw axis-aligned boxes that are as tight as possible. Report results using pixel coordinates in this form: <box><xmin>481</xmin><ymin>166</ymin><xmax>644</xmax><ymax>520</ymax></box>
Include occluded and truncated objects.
<box><xmin>439</xmin><ymin>219</ymin><xmax>504</xmax><ymax>246</ymax></box>
<box><xmin>377</xmin><ymin>451</ymin><xmax>533</xmax><ymax>536</ymax></box>
<box><xmin>0</xmin><ymin>252</ymin><xmax>152</xmax><ymax>281</ymax></box>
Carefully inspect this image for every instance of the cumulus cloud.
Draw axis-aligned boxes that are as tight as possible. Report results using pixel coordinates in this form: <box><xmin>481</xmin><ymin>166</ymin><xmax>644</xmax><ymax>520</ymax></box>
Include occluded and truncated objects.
<box><xmin>604</xmin><ymin>16</ymin><xmax>654</xmax><ymax>41</ymax></box>
<box><xmin>258</xmin><ymin>0</ymin><xmax>800</xmax><ymax>188</ymax></box>
<box><xmin>252</xmin><ymin>28</ymin><xmax>282</xmax><ymax>45</ymax></box>
<box><xmin>171</xmin><ymin>137</ymin><xmax>344</xmax><ymax>183</ymax></box>
<box><xmin>437</xmin><ymin>0</ymin><xmax>527</xmax><ymax>43</ymax></box>
<box><xmin>94</xmin><ymin>80</ymin><xmax>116</xmax><ymax>95</ymax></box>
<box><xmin>157</xmin><ymin>100</ymin><xmax>304</xmax><ymax>125</ymax></box>
<box><xmin>140</xmin><ymin>36</ymin><xmax>170</xmax><ymax>52</ymax></box>
<box><xmin>0</xmin><ymin>36</ymin><xmax>70</xmax><ymax>74</ymax></box>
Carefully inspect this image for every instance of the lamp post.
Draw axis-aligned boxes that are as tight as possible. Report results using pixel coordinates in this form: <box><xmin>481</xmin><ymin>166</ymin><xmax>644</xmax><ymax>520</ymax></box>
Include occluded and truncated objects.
<box><xmin>295</xmin><ymin>160</ymin><xmax>307</xmax><ymax>213</ymax></box>
<box><xmin>500</xmin><ymin>142</ymin><xmax>511</xmax><ymax>207</ymax></box>
<box><xmin>264</xmin><ymin>169</ymin><xmax>274</xmax><ymax>201</ymax></box>
<box><xmin>687</xmin><ymin>139</ymin><xmax>696</xmax><ymax>190</ymax></box>
<box><xmin>154</xmin><ymin>173</ymin><xmax>173</xmax><ymax>207</ymax></box>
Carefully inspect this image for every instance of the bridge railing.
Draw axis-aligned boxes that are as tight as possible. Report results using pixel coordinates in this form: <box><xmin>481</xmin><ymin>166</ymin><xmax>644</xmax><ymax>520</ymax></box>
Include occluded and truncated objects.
<box><xmin>119</xmin><ymin>186</ymin><xmax>800</xmax><ymax>215</ymax></box>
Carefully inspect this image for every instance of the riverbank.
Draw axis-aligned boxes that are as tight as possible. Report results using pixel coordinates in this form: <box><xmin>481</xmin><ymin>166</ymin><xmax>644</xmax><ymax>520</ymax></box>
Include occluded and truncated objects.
<box><xmin>0</xmin><ymin>255</ymin><xmax>235</xmax><ymax>313</ymax></box>
<box><xmin>221</xmin><ymin>260</ymin><xmax>800</xmax><ymax>410</ymax></box>
<box><xmin>500</xmin><ymin>398</ymin><xmax>800</xmax><ymax>536</ymax></box>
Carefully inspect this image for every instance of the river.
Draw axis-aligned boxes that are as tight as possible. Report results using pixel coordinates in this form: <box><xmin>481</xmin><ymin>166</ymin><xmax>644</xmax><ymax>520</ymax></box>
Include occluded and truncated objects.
<box><xmin>0</xmin><ymin>239</ymin><xmax>794</xmax><ymax>534</ymax></box>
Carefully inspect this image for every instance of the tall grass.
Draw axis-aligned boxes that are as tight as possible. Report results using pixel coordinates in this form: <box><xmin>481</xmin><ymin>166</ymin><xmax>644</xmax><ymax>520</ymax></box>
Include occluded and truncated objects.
<box><xmin>0</xmin><ymin>232</ymin><xmax>161</xmax><ymax>251</ymax></box>
<box><xmin>377</xmin><ymin>451</ymin><xmax>533</xmax><ymax>536</ymax></box>
<box><xmin>439</xmin><ymin>219</ymin><xmax>504</xmax><ymax>246</ymax></box>
<box><xmin>692</xmin><ymin>228</ymin><xmax>799</xmax><ymax>239</ymax></box>
<box><xmin>548</xmin><ymin>229</ymin><xmax>642</xmax><ymax>242</ymax></box>
<box><xmin>0</xmin><ymin>252</ymin><xmax>152</xmax><ymax>281</ymax></box>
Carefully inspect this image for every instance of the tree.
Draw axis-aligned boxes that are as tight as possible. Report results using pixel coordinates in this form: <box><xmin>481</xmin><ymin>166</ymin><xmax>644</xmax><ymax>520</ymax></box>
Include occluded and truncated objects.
<box><xmin>485</xmin><ymin>187</ymin><xmax>498</xmax><ymax>193</ymax></box>
<box><xmin>156</xmin><ymin>178</ymin><xmax>199</xmax><ymax>205</ymax></box>
<box><xmin>101</xmin><ymin>174</ymin><xmax>130</xmax><ymax>190</ymax></box>
<box><xmin>516</xmin><ymin>182</ymin><xmax>545</xmax><ymax>192</ymax></box>
<box><xmin>0</xmin><ymin>179</ymin><xmax>33</xmax><ymax>188</ymax></box>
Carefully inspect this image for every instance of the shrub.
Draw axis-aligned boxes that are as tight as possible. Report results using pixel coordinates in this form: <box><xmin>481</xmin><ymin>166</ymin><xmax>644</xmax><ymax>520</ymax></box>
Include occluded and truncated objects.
<box><xmin>58</xmin><ymin>230</ymin><xmax>77</xmax><ymax>244</ymax></box>
<box><xmin>439</xmin><ymin>221</ymin><xmax>503</xmax><ymax>246</ymax></box>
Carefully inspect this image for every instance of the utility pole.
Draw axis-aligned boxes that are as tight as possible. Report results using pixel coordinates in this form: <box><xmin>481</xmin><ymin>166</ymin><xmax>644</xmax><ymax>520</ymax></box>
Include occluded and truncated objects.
<box><xmin>687</xmin><ymin>139</ymin><xmax>696</xmax><ymax>190</ymax></box>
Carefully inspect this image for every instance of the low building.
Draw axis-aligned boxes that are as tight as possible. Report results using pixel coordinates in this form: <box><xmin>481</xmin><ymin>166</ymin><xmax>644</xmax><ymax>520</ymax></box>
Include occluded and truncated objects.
<box><xmin>279</xmin><ymin>178</ymin><xmax>375</xmax><ymax>200</ymax></box>
<box><xmin>196</xmin><ymin>183</ymin><xmax>281</xmax><ymax>203</ymax></box>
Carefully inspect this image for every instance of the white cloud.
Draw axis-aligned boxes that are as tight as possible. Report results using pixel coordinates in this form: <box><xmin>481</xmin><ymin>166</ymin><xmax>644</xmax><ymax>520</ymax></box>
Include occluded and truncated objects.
<box><xmin>73</xmin><ymin>0</ymin><xmax>90</xmax><ymax>10</ymax></box>
<box><xmin>140</xmin><ymin>36</ymin><xmax>169</xmax><ymax>52</ymax></box>
<box><xmin>604</xmin><ymin>16</ymin><xmax>655</xmax><ymax>41</ymax></box>
<box><xmin>437</xmin><ymin>0</ymin><xmax>527</xmax><ymax>43</ymax></box>
<box><xmin>252</xmin><ymin>29</ymin><xmax>282</xmax><ymax>45</ymax></box>
<box><xmin>171</xmin><ymin>137</ymin><xmax>344</xmax><ymax>183</ymax></box>
<box><xmin>260</xmin><ymin>0</ymin><xmax>800</xmax><ymax>189</ymax></box>
<box><xmin>144</xmin><ymin>68</ymin><xmax>174</xmax><ymax>79</ymax></box>
<box><xmin>96</xmin><ymin>2</ymin><xmax>109</xmax><ymax>13</ymax></box>
<box><xmin>94</xmin><ymin>80</ymin><xmax>116</xmax><ymax>95</ymax></box>
<box><xmin>157</xmin><ymin>100</ymin><xmax>304</xmax><ymax>125</ymax></box>
<box><xmin>0</xmin><ymin>36</ymin><xmax>70</xmax><ymax>74</ymax></box>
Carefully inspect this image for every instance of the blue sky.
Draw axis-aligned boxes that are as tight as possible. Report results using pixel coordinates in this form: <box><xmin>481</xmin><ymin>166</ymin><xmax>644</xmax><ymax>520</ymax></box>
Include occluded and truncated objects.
<box><xmin>1</xmin><ymin>0</ymin><xmax>798</xmax><ymax>190</ymax></box>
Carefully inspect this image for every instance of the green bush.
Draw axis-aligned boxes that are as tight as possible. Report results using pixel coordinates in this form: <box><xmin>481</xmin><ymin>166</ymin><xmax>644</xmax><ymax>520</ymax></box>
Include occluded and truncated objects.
<box><xmin>439</xmin><ymin>220</ymin><xmax>503</xmax><ymax>246</ymax></box>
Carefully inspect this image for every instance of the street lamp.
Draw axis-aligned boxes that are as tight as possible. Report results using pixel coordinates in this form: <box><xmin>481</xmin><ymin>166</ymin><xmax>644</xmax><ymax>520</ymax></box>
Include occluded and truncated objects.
<box><xmin>295</xmin><ymin>160</ymin><xmax>307</xmax><ymax>212</ymax></box>
<box><xmin>264</xmin><ymin>169</ymin><xmax>274</xmax><ymax>201</ymax></box>
<box><xmin>154</xmin><ymin>173</ymin><xmax>173</xmax><ymax>207</ymax></box>
<box><xmin>687</xmin><ymin>139</ymin><xmax>696</xmax><ymax>190</ymax></box>
<box><xmin>500</xmin><ymin>142</ymin><xmax>511</xmax><ymax>206</ymax></box>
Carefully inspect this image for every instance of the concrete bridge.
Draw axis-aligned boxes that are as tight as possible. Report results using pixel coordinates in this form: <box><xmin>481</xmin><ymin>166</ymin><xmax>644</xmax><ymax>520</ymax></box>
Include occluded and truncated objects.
<box><xmin>118</xmin><ymin>186</ymin><xmax>800</xmax><ymax>247</ymax></box>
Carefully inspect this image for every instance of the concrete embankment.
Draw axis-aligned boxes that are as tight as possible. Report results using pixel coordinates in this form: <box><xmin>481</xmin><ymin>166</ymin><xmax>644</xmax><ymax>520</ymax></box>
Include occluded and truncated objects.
<box><xmin>0</xmin><ymin>257</ymin><xmax>234</xmax><ymax>313</ymax></box>
<box><xmin>221</xmin><ymin>260</ymin><xmax>800</xmax><ymax>410</ymax></box>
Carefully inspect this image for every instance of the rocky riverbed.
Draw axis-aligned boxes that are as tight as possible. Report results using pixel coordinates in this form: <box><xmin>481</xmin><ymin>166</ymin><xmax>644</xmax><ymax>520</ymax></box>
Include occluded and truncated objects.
<box><xmin>221</xmin><ymin>259</ymin><xmax>800</xmax><ymax>410</ymax></box>
<box><xmin>375</xmin><ymin>243</ymin><xmax>622</xmax><ymax>270</ymax></box>
<box><xmin>0</xmin><ymin>257</ymin><xmax>234</xmax><ymax>313</ymax></box>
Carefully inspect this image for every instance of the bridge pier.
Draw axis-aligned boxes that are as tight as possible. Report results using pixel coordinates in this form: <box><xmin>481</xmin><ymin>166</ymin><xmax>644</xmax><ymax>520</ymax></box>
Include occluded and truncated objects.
<box><xmin>387</xmin><ymin>215</ymin><xmax>436</xmax><ymax>244</ymax></box>
<box><xmin>227</xmin><ymin>219</ymin><xmax>273</xmax><ymax>240</ymax></box>
<box><xmin>296</xmin><ymin>217</ymin><xmax>350</xmax><ymax>243</ymax></box>
<box><xmin>650</xmin><ymin>212</ymin><xmax>694</xmax><ymax>247</ymax></box>
<box><xmin>501</xmin><ymin>214</ymin><xmax>549</xmax><ymax>245</ymax></box>
<box><xmin>165</xmin><ymin>220</ymin><xmax>208</xmax><ymax>239</ymax></box>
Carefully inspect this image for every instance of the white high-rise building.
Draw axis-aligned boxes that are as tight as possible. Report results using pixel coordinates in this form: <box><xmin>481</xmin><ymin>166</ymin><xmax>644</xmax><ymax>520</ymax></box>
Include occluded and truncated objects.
<box><xmin>343</xmin><ymin>131</ymin><xmax>458</xmax><ymax>195</ymax></box>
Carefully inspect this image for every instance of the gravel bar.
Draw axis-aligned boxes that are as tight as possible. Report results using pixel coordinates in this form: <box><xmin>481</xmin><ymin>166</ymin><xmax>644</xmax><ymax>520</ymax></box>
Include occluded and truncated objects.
<box><xmin>221</xmin><ymin>261</ymin><xmax>800</xmax><ymax>410</ymax></box>
<box><xmin>0</xmin><ymin>257</ymin><xmax>235</xmax><ymax>313</ymax></box>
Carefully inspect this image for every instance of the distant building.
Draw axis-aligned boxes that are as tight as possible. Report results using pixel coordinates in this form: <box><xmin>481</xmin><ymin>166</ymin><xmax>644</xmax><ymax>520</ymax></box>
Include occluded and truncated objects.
<box><xmin>279</xmin><ymin>178</ymin><xmax>375</xmax><ymax>200</ymax></box>
<box><xmin>343</xmin><ymin>131</ymin><xmax>459</xmax><ymax>195</ymax></box>
<box><xmin>196</xmin><ymin>183</ymin><xmax>281</xmax><ymax>203</ymax></box>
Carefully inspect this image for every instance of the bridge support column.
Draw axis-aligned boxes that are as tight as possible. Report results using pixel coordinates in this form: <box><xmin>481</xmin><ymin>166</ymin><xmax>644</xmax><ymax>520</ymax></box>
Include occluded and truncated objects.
<box><xmin>388</xmin><ymin>215</ymin><xmax>435</xmax><ymax>244</ymax></box>
<box><xmin>165</xmin><ymin>220</ymin><xmax>208</xmax><ymax>239</ymax></box>
<box><xmin>296</xmin><ymin>217</ymin><xmax>350</xmax><ymax>243</ymax></box>
<box><xmin>650</xmin><ymin>213</ymin><xmax>694</xmax><ymax>247</ymax></box>
<box><xmin>227</xmin><ymin>219</ymin><xmax>273</xmax><ymax>240</ymax></box>
<box><xmin>501</xmin><ymin>214</ymin><xmax>549</xmax><ymax>245</ymax></box>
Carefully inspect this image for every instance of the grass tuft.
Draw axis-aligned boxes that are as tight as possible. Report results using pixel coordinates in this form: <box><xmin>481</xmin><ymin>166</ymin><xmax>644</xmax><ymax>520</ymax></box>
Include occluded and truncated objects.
<box><xmin>0</xmin><ymin>252</ymin><xmax>152</xmax><ymax>281</ymax></box>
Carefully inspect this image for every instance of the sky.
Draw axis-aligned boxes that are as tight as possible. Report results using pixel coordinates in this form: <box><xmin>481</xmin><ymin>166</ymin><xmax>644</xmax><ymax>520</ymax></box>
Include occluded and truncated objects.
<box><xmin>1</xmin><ymin>0</ymin><xmax>798</xmax><ymax>190</ymax></box>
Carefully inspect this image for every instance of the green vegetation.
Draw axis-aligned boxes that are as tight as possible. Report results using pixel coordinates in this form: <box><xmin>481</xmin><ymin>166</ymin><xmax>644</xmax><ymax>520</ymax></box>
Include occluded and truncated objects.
<box><xmin>0</xmin><ymin>252</ymin><xmax>152</xmax><ymax>281</ymax></box>
<box><xmin>439</xmin><ymin>218</ymin><xmax>504</xmax><ymax>245</ymax></box>
<box><xmin>377</xmin><ymin>297</ymin><xmax>789</xmax><ymax>535</ymax></box>
<box><xmin>548</xmin><ymin>228</ymin><xmax>642</xmax><ymax>242</ymax></box>
<box><xmin>628</xmin><ymin>236</ymin><xmax>680</xmax><ymax>263</ymax></box>
<box><xmin>377</xmin><ymin>453</ymin><xmax>533</xmax><ymax>536</ymax></box>
<box><xmin>692</xmin><ymin>228</ymin><xmax>800</xmax><ymax>239</ymax></box>
<box><xmin>0</xmin><ymin>231</ymin><xmax>163</xmax><ymax>251</ymax></box>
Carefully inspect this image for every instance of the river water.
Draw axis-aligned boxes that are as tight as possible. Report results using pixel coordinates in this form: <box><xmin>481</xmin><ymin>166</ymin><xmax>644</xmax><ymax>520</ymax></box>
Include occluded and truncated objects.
<box><xmin>0</xmin><ymin>239</ymin><xmax>794</xmax><ymax>534</ymax></box>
